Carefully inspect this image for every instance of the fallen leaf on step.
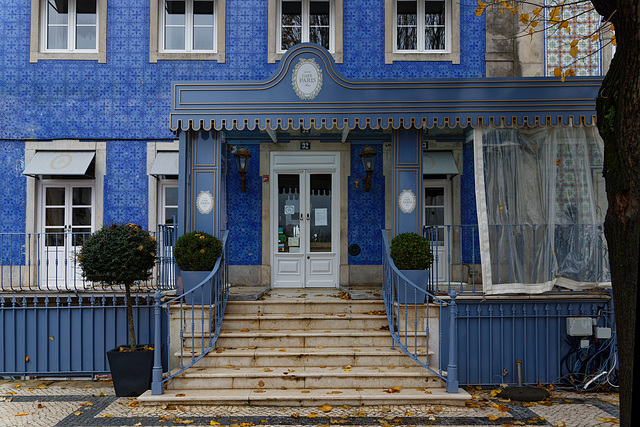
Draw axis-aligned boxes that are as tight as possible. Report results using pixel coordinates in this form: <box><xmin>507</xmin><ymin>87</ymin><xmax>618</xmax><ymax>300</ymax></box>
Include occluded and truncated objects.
<box><xmin>487</xmin><ymin>414</ymin><xmax>500</xmax><ymax>421</ymax></box>
<box><xmin>102</xmin><ymin>414</ymin><xmax>114</xmax><ymax>418</ymax></box>
<box><xmin>258</xmin><ymin>381</ymin><xmax>265</xmax><ymax>387</ymax></box>
<box><xmin>175</xmin><ymin>393</ymin><xmax>185</xmax><ymax>397</ymax></box>
<box><xmin>240</xmin><ymin>423</ymin><xmax>255</xmax><ymax>427</ymax></box>
<box><xmin>492</xmin><ymin>403</ymin><xmax>509</xmax><ymax>412</ymax></box>
<box><xmin>595</xmin><ymin>418</ymin><xmax>619</xmax><ymax>424</ymax></box>
<box><xmin>253</xmin><ymin>390</ymin><xmax>266</xmax><ymax>393</ymax></box>
<box><xmin>301</xmin><ymin>390</ymin><xmax>310</xmax><ymax>393</ymax></box>
<box><xmin>173</xmin><ymin>419</ymin><xmax>194</xmax><ymax>424</ymax></box>
<box><xmin>37</xmin><ymin>404</ymin><xmax>45</xmax><ymax>408</ymax></box>
<box><xmin>128</xmin><ymin>400</ymin><xmax>140</xmax><ymax>407</ymax></box>
<box><xmin>79</xmin><ymin>402</ymin><xmax>94</xmax><ymax>406</ymax></box>
<box><xmin>74</xmin><ymin>411</ymin><xmax>83</xmax><ymax>416</ymax></box>
<box><xmin>14</xmin><ymin>413</ymin><xmax>28</xmax><ymax>417</ymax></box>
<box><xmin>381</xmin><ymin>408</ymin><xmax>390</xmax><ymax>413</ymax></box>
<box><xmin>241</xmin><ymin>329</ymin><xmax>250</xmax><ymax>332</ymax></box>
<box><xmin>257</xmin><ymin>314</ymin><xmax>263</xmax><ymax>317</ymax></box>
<box><xmin>327</xmin><ymin>391</ymin><xmax>342</xmax><ymax>394</ymax></box>
<box><xmin>319</xmin><ymin>403</ymin><xmax>333</xmax><ymax>412</ymax></box>
<box><xmin>306</xmin><ymin>413</ymin><xmax>317</xmax><ymax>418</ymax></box>
<box><xmin>405</xmin><ymin>412</ymin><xmax>414</xmax><ymax>416</ymax></box>
<box><xmin>354</xmin><ymin>411</ymin><xmax>367</xmax><ymax>417</ymax></box>
<box><xmin>291</xmin><ymin>413</ymin><xmax>299</xmax><ymax>418</ymax></box>
<box><xmin>162</xmin><ymin>404</ymin><xmax>177</xmax><ymax>410</ymax></box>
<box><xmin>263</xmin><ymin>368</ymin><xmax>273</xmax><ymax>372</ymax></box>
<box><xmin>248</xmin><ymin>346</ymin><xmax>257</xmax><ymax>349</ymax></box>
<box><xmin>340</xmin><ymin>405</ymin><xmax>351</xmax><ymax>409</ymax></box>
<box><xmin>209</xmin><ymin>421</ymin><xmax>220</xmax><ymax>426</ymax></box>
<box><xmin>278</xmin><ymin>348</ymin><xmax>286</xmax><ymax>352</ymax></box>
<box><xmin>433</xmin><ymin>405</ymin><xmax>443</xmax><ymax>412</ymax></box>
<box><xmin>383</xmin><ymin>387</ymin><xmax>401</xmax><ymax>394</ymax></box>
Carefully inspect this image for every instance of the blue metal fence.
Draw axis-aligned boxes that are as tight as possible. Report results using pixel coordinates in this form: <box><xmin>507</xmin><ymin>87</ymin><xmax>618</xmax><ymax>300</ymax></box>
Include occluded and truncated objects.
<box><xmin>0</xmin><ymin>294</ymin><xmax>167</xmax><ymax>377</ymax></box>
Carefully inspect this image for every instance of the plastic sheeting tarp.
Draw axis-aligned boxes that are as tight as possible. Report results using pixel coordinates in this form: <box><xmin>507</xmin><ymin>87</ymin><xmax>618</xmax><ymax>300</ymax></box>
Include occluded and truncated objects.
<box><xmin>474</xmin><ymin>126</ymin><xmax>610</xmax><ymax>294</ymax></box>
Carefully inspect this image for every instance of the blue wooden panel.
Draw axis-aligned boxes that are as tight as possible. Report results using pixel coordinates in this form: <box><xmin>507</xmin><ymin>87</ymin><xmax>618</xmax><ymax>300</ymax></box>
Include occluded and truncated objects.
<box><xmin>0</xmin><ymin>296</ymin><xmax>167</xmax><ymax>376</ymax></box>
<box><xmin>392</xmin><ymin>129</ymin><xmax>423</xmax><ymax>236</ymax></box>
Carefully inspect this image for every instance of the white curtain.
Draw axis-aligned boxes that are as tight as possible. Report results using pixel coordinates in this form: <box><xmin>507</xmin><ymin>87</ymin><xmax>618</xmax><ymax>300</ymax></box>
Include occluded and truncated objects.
<box><xmin>474</xmin><ymin>126</ymin><xmax>610</xmax><ymax>294</ymax></box>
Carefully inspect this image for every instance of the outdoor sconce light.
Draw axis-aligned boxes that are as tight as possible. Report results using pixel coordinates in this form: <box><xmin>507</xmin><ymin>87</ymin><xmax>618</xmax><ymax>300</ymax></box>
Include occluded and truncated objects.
<box><xmin>358</xmin><ymin>146</ymin><xmax>377</xmax><ymax>192</ymax></box>
<box><xmin>233</xmin><ymin>147</ymin><xmax>251</xmax><ymax>192</ymax></box>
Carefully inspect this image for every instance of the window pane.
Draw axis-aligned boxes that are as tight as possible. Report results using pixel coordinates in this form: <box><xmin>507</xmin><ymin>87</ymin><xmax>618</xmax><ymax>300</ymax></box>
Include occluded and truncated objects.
<box><xmin>397</xmin><ymin>27</ymin><xmax>416</xmax><ymax>50</ymax></box>
<box><xmin>277</xmin><ymin>174</ymin><xmax>300</xmax><ymax>253</ymax></box>
<box><xmin>309</xmin><ymin>27</ymin><xmax>329</xmax><ymax>49</ymax></box>
<box><xmin>397</xmin><ymin>1</ymin><xmax>417</xmax><ymax>25</ymax></box>
<box><xmin>425</xmin><ymin>0</ymin><xmax>445</xmax><ymax>24</ymax></box>
<box><xmin>72</xmin><ymin>188</ymin><xmax>92</xmax><ymax>206</ymax></box>
<box><xmin>165</xmin><ymin>27</ymin><xmax>185</xmax><ymax>50</ymax></box>
<box><xmin>72</xmin><ymin>207</ymin><xmax>92</xmax><ymax>226</ymax></box>
<box><xmin>165</xmin><ymin>1</ymin><xmax>186</xmax><ymax>25</ymax></box>
<box><xmin>281</xmin><ymin>27</ymin><xmax>301</xmax><ymax>50</ymax></box>
<box><xmin>76</xmin><ymin>0</ymin><xmax>97</xmax><ymax>24</ymax></box>
<box><xmin>425</xmin><ymin>27</ymin><xmax>445</xmax><ymax>50</ymax></box>
<box><xmin>165</xmin><ymin>187</ymin><xmax>179</xmax><ymax>206</ymax></box>
<box><xmin>76</xmin><ymin>25</ymin><xmax>96</xmax><ymax>49</ymax></box>
<box><xmin>193</xmin><ymin>0</ymin><xmax>214</xmax><ymax>25</ymax></box>
<box><xmin>48</xmin><ymin>0</ymin><xmax>69</xmax><ymax>25</ymax></box>
<box><xmin>46</xmin><ymin>188</ymin><xmax>65</xmax><ymax>206</ymax></box>
<box><xmin>46</xmin><ymin>208</ymin><xmax>65</xmax><ymax>227</ymax></box>
<box><xmin>310</xmin><ymin>1</ymin><xmax>329</xmax><ymax>25</ymax></box>
<box><xmin>165</xmin><ymin>208</ymin><xmax>178</xmax><ymax>224</ymax></box>
<box><xmin>425</xmin><ymin>207</ymin><xmax>444</xmax><ymax>226</ymax></box>
<box><xmin>309</xmin><ymin>174</ymin><xmax>332</xmax><ymax>253</ymax></box>
<box><xmin>193</xmin><ymin>27</ymin><xmax>214</xmax><ymax>50</ymax></box>
<box><xmin>425</xmin><ymin>188</ymin><xmax>444</xmax><ymax>206</ymax></box>
<box><xmin>47</xmin><ymin>27</ymin><xmax>68</xmax><ymax>49</ymax></box>
<box><xmin>46</xmin><ymin>230</ymin><xmax>65</xmax><ymax>247</ymax></box>
<box><xmin>282</xmin><ymin>1</ymin><xmax>302</xmax><ymax>16</ymax></box>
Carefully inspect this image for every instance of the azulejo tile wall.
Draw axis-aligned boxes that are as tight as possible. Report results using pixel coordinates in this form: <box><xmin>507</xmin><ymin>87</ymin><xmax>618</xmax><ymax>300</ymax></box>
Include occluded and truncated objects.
<box><xmin>348</xmin><ymin>144</ymin><xmax>385</xmax><ymax>265</ymax></box>
<box><xmin>226</xmin><ymin>144</ymin><xmax>261</xmax><ymax>266</ymax></box>
<box><xmin>461</xmin><ymin>141</ymin><xmax>480</xmax><ymax>264</ymax></box>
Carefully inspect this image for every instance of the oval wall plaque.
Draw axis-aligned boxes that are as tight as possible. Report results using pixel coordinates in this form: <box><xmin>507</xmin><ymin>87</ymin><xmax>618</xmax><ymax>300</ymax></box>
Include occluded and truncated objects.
<box><xmin>292</xmin><ymin>58</ymin><xmax>323</xmax><ymax>100</ymax></box>
<box><xmin>398</xmin><ymin>189</ymin><xmax>416</xmax><ymax>214</ymax></box>
<box><xmin>196</xmin><ymin>190</ymin><xmax>214</xmax><ymax>215</ymax></box>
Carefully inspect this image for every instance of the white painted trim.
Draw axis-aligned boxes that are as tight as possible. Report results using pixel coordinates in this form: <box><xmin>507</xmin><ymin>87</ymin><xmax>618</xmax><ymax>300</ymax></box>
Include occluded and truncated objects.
<box><xmin>473</xmin><ymin>127</ymin><xmax>492</xmax><ymax>292</ymax></box>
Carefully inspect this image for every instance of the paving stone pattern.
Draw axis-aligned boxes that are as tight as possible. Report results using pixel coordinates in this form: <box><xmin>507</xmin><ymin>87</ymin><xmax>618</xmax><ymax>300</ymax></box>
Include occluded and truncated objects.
<box><xmin>0</xmin><ymin>380</ymin><xmax>619</xmax><ymax>427</ymax></box>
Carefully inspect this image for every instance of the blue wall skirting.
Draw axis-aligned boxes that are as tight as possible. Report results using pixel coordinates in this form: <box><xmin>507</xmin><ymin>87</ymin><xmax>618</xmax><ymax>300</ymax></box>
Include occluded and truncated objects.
<box><xmin>440</xmin><ymin>296</ymin><xmax>614</xmax><ymax>386</ymax></box>
<box><xmin>0</xmin><ymin>294</ymin><xmax>167</xmax><ymax>376</ymax></box>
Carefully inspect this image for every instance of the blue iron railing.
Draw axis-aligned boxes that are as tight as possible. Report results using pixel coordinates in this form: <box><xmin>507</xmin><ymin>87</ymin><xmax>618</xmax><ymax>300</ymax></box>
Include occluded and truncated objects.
<box><xmin>151</xmin><ymin>230</ymin><xmax>229</xmax><ymax>395</ymax></box>
<box><xmin>381</xmin><ymin>230</ymin><xmax>459</xmax><ymax>393</ymax></box>
<box><xmin>0</xmin><ymin>226</ymin><xmax>176</xmax><ymax>293</ymax></box>
<box><xmin>423</xmin><ymin>224</ymin><xmax>610</xmax><ymax>294</ymax></box>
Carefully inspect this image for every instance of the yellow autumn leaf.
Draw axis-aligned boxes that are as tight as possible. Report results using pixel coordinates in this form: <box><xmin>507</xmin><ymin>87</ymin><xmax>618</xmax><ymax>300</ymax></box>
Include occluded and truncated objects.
<box><xmin>25</xmin><ymin>356</ymin><xmax>29</xmax><ymax>362</ymax></box>
<box><xmin>531</xmin><ymin>20</ymin><xmax>538</xmax><ymax>28</ymax></box>
<box><xmin>240</xmin><ymin>423</ymin><xmax>255</xmax><ymax>427</ymax></box>
<box><xmin>103</xmin><ymin>414</ymin><xmax>114</xmax><ymax>417</ymax></box>
<box><xmin>529</xmin><ymin>28</ymin><xmax>533</xmax><ymax>36</ymax></box>
<box><xmin>74</xmin><ymin>411</ymin><xmax>83</xmax><ymax>416</ymax></box>
<box><xmin>520</xmin><ymin>12</ymin><xmax>529</xmax><ymax>24</ymax></box>
<box><xmin>15</xmin><ymin>412</ymin><xmax>28</xmax><ymax>416</ymax></box>
<box><xmin>532</xmin><ymin>7</ymin><xmax>542</xmax><ymax>16</ymax></box>
<box><xmin>210</xmin><ymin>422</ymin><xmax>221</xmax><ymax>426</ymax></box>
<box><xmin>291</xmin><ymin>413</ymin><xmax>299</xmax><ymax>418</ymax></box>
<box><xmin>79</xmin><ymin>402</ymin><xmax>94</xmax><ymax>406</ymax></box>
<box><xmin>240</xmin><ymin>328</ymin><xmax>250</xmax><ymax>332</ymax></box>
<box><xmin>596</xmin><ymin>417</ymin><xmax>619</xmax><ymax>424</ymax></box>
<box><xmin>319</xmin><ymin>403</ymin><xmax>333</xmax><ymax>412</ymax></box>
<box><xmin>306</xmin><ymin>413</ymin><xmax>317</xmax><ymax>418</ymax></box>
<box><xmin>487</xmin><ymin>414</ymin><xmax>500</xmax><ymax>421</ymax></box>
<box><xmin>554</xmin><ymin>67</ymin><xmax>563</xmax><ymax>79</ymax></box>
<box><xmin>37</xmin><ymin>404</ymin><xmax>45</xmax><ymax>408</ymax></box>
<box><xmin>612</xmin><ymin>35</ymin><xmax>617</xmax><ymax>46</ymax></box>
<box><xmin>591</xmin><ymin>33</ymin><xmax>599</xmax><ymax>43</ymax></box>
<box><xmin>253</xmin><ymin>390</ymin><xmax>266</xmax><ymax>393</ymax></box>
<box><xmin>493</xmin><ymin>403</ymin><xmax>509</xmax><ymax>412</ymax></box>
<box><xmin>173</xmin><ymin>419</ymin><xmax>195</xmax><ymax>425</ymax></box>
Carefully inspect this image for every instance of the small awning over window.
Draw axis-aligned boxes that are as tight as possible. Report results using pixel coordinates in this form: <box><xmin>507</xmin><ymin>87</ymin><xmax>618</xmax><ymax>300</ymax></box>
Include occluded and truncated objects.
<box><xmin>23</xmin><ymin>151</ymin><xmax>95</xmax><ymax>176</ymax></box>
<box><xmin>423</xmin><ymin>151</ymin><xmax>459</xmax><ymax>176</ymax></box>
<box><xmin>149</xmin><ymin>151</ymin><xmax>179</xmax><ymax>176</ymax></box>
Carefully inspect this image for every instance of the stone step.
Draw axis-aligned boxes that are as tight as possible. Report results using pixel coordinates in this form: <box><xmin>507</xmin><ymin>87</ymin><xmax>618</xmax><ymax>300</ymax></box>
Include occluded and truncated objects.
<box><xmin>177</xmin><ymin>346</ymin><xmax>432</xmax><ymax>368</ymax></box>
<box><xmin>166</xmin><ymin>366</ymin><xmax>444</xmax><ymax>390</ymax></box>
<box><xmin>223</xmin><ymin>300</ymin><xmax>385</xmax><ymax>315</ymax></box>
<box><xmin>213</xmin><ymin>329</ymin><xmax>410</xmax><ymax>348</ymax></box>
<box><xmin>138</xmin><ymin>387</ymin><xmax>471</xmax><ymax>406</ymax></box>
<box><xmin>220</xmin><ymin>313</ymin><xmax>388</xmax><ymax>331</ymax></box>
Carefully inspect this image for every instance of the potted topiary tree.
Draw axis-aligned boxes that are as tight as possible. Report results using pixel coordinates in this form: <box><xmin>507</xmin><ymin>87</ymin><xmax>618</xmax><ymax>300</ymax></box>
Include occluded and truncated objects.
<box><xmin>78</xmin><ymin>223</ymin><xmax>157</xmax><ymax>396</ymax></box>
<box><xmin>174</xmin><ymin>231</ymin><xmax>223</xmax><ymax>305</ymax></box>
<box><xmin>389</xmin><ymin>232</ymin><xmax>434</xmax><ymax>303</ymax></box>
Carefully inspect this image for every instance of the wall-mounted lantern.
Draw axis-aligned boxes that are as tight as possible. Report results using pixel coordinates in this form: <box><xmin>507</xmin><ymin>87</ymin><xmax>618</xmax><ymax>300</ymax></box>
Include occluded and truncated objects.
<box><xmin>233</xmin><ymin>147</ymin><xmax>252</xmax><ymax>192</ymax></box>
<box><xmin>358</xmin><ymin>146</ymin><xmax>377</xmax><ymax>192</ymax></box>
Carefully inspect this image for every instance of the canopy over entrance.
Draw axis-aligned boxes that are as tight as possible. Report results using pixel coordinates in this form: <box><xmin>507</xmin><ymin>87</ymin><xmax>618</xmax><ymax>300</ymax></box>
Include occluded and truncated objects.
<box><xmin>171</xmin><ymin>44</ymin><xmax>601</xmax><ymax>133</ymax></box>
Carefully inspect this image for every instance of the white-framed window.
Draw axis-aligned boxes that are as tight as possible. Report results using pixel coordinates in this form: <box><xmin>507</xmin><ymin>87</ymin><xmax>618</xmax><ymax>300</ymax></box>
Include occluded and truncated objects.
<box><xmin>395</xmin><ymin>0</ymin><xmax>448</xmax><ymax>53</ymax></box>
<box><xmin>159</xmin><ymin>180</ymin><xmax>179</xmax><ymax>226</ymax></box>
<box><xmin>161</xmin><ymin>0</ymin><xmax>216</xmax><ymax>52</ymax></box>
<box><xmin>150</xmin><ymin>0</ymin><xmax>225</xmax><ymax>62</ymax></box>
<box><xmin>268</xmin><ymin>0</ymin><xmax>343</xmax><ymax>63</ymax></box>
<box><xmin>30</xmin><ymin>0</ymin><xmax>107</xmax><ymax>62</ymax></box>
<box><xmin>279</xmin><ymin>0</ymin><xmax>332</xmax><ymax>52</ymax></box>
<box><xmin>43</xmin><ymin>0</ymin><xmax>98</xmax><ymax>52</ymax></box>
<box><xmin>384</xmin><ymin>0</ymin><xmax>459</xmax><ymax>64</ymax></box>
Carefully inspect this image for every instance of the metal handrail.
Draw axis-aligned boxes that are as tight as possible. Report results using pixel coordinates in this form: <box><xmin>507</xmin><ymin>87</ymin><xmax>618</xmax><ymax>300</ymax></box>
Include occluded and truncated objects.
<box><xmin>381</xmin><ymin>230</ymin><xmax>458</xmax><ymax>393</ymax></box>
<box><xmin>151</xmin><ymin>230</ymin><xmax>229</xmax><ymax>395</ymax></box>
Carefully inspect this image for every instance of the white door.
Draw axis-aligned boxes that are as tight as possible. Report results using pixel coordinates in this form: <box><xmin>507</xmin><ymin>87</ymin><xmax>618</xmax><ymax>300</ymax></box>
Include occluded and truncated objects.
<box><xmin>39</xmin><ymin>182</ymin><xmax>95</xmax><ymax>289</ymax></box>
<box><xmin>271</xmin><ymin>153</ymin><xmax>339</xmax><ymax>288</ymax></box>
<box><xmin>423</xmin><ymin>180</ymin><xmax>452</xmax><ymax>284</ymax></box>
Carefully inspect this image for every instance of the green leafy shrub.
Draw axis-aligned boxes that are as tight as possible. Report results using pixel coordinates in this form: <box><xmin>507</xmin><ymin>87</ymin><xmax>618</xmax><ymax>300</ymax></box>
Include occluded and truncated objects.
<box><xmin>78</xmin><ymin>223</ymin><xmax>157</xmax><ymax>350</ymax></box>
<box><xmin>78</xmin><ymin>223</ymin><xmax>157</xmax><ymax>286</ymax></box>
<box><xmin>174</xmin><ymin>231</ymin><xmax>223</xmax><ymax>271</ymax></box>
<box><xmin>390</xmin><ymin>232</ymin><xmax>433</xmax><ymax>270</ymax></box>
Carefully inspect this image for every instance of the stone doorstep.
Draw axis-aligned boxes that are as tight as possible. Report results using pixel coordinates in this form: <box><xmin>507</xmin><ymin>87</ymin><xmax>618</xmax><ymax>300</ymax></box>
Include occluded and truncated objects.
<box><xmin>175</xmin><ymin>346</ymin><xmax>434</xmax><ymax>358</ymax></box>
<box><xmin>137</xmin><ymin>387</ymin><xmax>471</xmax><ymax>406</ymax></box>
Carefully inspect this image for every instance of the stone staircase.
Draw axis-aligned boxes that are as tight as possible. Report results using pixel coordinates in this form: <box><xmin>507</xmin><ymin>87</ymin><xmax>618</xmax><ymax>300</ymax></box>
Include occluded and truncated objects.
<box><xmin>139</xmin><ymin>289</ymin><xmax>469</xmax><ymax>406</ymax></box>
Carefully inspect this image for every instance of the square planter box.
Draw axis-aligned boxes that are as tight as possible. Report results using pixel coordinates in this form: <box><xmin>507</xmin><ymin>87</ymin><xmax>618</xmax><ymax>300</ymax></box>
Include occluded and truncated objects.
<box><xmin>180</xmin><ymin>271</ymin><xmax>213</xmax><ymax>305</ymax></box>
<box><xmin>106</xmin><ymin>346</ymin><xmax>154</xmax><ymax>397</ymax></box>
<box><xmin>396</xmin><ymin>270</ymin><xmax>429</xmax><ymax>304</ymax></box>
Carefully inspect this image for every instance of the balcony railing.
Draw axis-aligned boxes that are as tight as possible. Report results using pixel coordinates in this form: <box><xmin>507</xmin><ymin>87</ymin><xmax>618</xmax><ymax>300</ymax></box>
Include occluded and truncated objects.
<box><xmin>0</xmin><ymin>226</ymin><xmax>177</xmax><ymax>293</ymax></box>
<box><xmin>423</xmin><ymin>223</ymin><xmax>610</xmax><ymax>295</ymax></box>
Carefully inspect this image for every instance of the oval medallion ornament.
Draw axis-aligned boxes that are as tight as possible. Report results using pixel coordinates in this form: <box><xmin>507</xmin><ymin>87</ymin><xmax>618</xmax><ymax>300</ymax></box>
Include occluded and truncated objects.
<box><xmin>292</xmin><ymin>58</ymin><xmax>323</xmax><ymax>100</ymax></box>
<box><xmin>196</xmin><ymin>190</ymin><xmax>214</xmax><ymax>215</ymax></box>
<box><xmin>398</xmin><ymin>189</ymin><xmax>416</xmax><ymax>214</ymax></box>
<box><xmin>50</xmin><ymin>154</ymin><xmax>72</xmax><ymax>170</ymax></box>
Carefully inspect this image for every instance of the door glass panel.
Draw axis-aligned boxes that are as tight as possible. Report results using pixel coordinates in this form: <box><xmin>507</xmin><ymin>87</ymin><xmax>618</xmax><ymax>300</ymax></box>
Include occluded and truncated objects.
<box><xmin>72</xmin><ymin>207</ymin><xmax>91</xmax><ymax>226</ymax></box>
<box><xmin>309</xmin><ymin>174</ymin><xmax>331</xmax><ymax>253</ymax></box>
<box><xmin>46</xmin><ymin>208</ymin><xmax>65</xmax><ymax>227</ymax></box>
<box><xmin>72</xmin><ymin>187</ymin><xmax>92</xmax><ymax>205</ymax></box>
<box><xmin>46</xmin><ymin>187</ymin><xmax>65</xmax><ymax>206</ymax></box>
<box><xmin>277</xmin><ymin>174</ymin><xmax>300</xmax><ymax>253</ymax></box>
<box><xmin>425</xmin><ymin>187</ymin><xmax>445</xmax><ymax>244</ymax></box>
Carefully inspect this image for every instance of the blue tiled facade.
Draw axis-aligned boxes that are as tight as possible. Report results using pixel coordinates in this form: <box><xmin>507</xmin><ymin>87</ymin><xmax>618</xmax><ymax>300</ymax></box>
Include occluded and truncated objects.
<box><xmin>0</xmin><ymin>0</ymin><xmax>485</xmax><ymax>266</ymax></box>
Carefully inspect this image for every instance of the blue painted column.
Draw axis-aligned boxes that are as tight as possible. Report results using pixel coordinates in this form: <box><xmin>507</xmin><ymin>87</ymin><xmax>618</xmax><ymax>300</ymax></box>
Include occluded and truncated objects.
<box><xmin>392</xmin><ymin>129</ymin><xmax>423</xmax><ymax>236</ymax></box>
<box><xmin>178</xmin><ymin>130</ymin><xmax>225</xmax><ymax>238</ymax></box>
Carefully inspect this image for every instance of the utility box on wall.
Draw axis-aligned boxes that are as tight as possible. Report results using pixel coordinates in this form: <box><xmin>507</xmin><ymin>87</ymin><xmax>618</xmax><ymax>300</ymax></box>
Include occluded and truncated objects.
<box><xmin>566</xmin><ymin>317</ymin><xmax>593</xmax><ymax>336</ymax></box>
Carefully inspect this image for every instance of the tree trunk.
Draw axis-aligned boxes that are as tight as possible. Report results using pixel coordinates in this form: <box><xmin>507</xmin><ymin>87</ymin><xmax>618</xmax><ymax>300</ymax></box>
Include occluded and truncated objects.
<box><xmin>594</xmin><ymin>1</ymin><xmax>640</xmax><ymax>424</ymax></box>
<box><xmin>125</xmin><ymin>284</ymin><xmax>137</xmax><ymax>351</ymax></box>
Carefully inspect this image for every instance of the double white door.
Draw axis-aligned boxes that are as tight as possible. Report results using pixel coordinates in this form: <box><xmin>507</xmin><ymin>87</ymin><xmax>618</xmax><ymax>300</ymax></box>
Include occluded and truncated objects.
<box><xmin>271</xmin><ymin>153</ymin><xmax>339</xmax><ymax>288</ymax></box>
<box><xmin>424</xmin><ymin>180</ymin><xmax>451</xmax><ymax>284</ymax></box>
<box><xmin>39</xmin><ymin>182</ymin><xmax>95</xmax><ymax>288</ymax></box>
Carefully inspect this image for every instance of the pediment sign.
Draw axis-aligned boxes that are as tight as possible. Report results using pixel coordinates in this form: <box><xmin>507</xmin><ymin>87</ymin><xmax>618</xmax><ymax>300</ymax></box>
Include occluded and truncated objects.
<box><xmin>292</xmin><ymin>58</ymin><xmax>323</xmax><ymax>100</ymax></box>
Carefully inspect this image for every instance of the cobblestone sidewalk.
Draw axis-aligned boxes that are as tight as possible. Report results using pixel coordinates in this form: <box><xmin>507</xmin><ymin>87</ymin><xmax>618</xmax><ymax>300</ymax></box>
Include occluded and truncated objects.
<box><xmin>0</xmin><ymin>380</ymin><xmax>619</xmax><ymax>427</ymax></box>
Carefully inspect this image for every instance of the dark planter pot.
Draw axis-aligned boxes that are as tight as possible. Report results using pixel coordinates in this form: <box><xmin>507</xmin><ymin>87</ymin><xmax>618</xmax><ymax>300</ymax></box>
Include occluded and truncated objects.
<box><xmin>106</xmin><ymin>346</ymin><xmax>154</xmax><ymax>397</ymax></box>
<box><xmin>397</xmin><ymin>270</ymin><xmax>430</xmax><ymax>304</ymax></box>
<box><xmin>181</xmin><ymin>271</ymin><xmax>212</xmax><ymax>305</ymax></box>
